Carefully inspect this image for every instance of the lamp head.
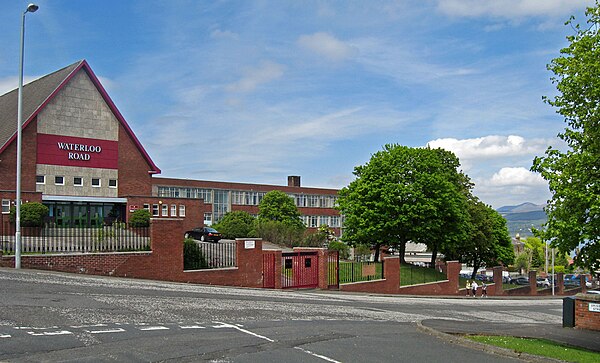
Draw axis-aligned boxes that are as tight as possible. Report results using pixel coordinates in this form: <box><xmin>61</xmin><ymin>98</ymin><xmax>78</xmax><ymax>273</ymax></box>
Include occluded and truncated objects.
<box><xmin>26</xmin><ymin>4</ymin><xmax>39</xmax><ymax>13</ymax></box>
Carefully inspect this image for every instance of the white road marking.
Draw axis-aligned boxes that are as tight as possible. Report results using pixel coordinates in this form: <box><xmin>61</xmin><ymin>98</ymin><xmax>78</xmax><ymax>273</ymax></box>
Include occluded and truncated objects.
<box><xmin>0</xmin><ymin>334</ymin><xmax>11</xmax><ymax>338</ymax></box>
<box><xmin>27</xmin><ymin>330</ymin><xmax>73</xmax><ymax>336</ymax></box>
<box><xmin>213</xmin><ymin>322</ymin><xmax>275</xmax><ymax>342</ymax></box>
<box><xmin>85</xmin><ymin>328</ymin><xmax>126</xmax><ymax>334</ymax></box>
<box><xmin>139</xmin><ymin>326</ymin><xmax>169</xmax><ymax>331</ymax></box>
<box><xmin>15</xmin><ymin>326</ymin><xmax>58</xmax><ymax>330</ymax></box>
<box><xmin>294</xmin><ymin>347</ymin><xmax>342</xmax><ymax>363</ymax></box>
<box><xmin>180</xmin><ymin>325</ymin><xmax>205</xmax><ymax>329</ymax></box>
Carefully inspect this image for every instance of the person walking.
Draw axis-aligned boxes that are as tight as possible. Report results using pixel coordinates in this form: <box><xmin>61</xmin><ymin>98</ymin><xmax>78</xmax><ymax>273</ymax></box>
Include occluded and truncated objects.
<box><xmin>482</xmin><ymin>282</ymin><xmax>488</xmax><ymax>298</ymax></box>
<box><xmin>465</xmin><ymin>280</ymin><xmax>471</xmax><ymax>296</ymax></box>
<box><xmin>471</xmin><ymin>280</ymin><xmax>478</xmax><ymax>297</ymax></box>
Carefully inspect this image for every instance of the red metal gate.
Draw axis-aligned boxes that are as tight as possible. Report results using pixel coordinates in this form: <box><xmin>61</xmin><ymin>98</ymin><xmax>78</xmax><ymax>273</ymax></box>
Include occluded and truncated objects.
<box><xmin>327</xmin><ymin>250</ymin><xmax>339</xmax><ymax>289</ymax></box>
<box><xmin>282</xmin><ymin>251</ymin><xmax>319</xmax><ymax>289</ymax></box>
<box><xmin>263</xmin><ymin>252</ymin><xmax>276</xmax><ymax>288</ymax></box>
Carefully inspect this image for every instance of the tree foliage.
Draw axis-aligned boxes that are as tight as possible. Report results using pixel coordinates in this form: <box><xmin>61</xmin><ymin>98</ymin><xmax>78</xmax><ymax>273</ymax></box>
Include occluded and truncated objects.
<box><xmin>337</xmin><ymin>144</ymin><xmax>471</xmax><ymax>263</ymax></box>
<box><xmin>258</xmin><ymin>190</ymin><xmax>304</xmax><ymax>228</ymax></box>
<box><xmin>212</xmin><ymin>210</ymin><xmax>256</xmax><ymax>239</ymax></box>
<box><xmin>532</xmin><ymin>3</ymin><xmax>600</xmax><ymax>272</ymax></box>
<box><xmin>9</xmin><ymin>202</ymin><xmax>48</xmax><ymax>227</ymax></box>
<box><xmin>128</xmin><ymin>209</ymin><xmax>150</xmax><ymax>227</ymax></box>
<box><xmin>444</xmin><ymin>198</ymin><xmax>514</xmax><ymax>278</ymax></box>
<box><xmin>255</xmin><ymin>190</ymin><xmax>306</xmax><ymax>246</ymax></box>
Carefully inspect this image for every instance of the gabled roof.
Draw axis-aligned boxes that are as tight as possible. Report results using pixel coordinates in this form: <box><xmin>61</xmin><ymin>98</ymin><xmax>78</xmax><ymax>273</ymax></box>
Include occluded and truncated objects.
<box><xmin>0</xmin><ymin>60</ymin><xmax>161</xmax><ymax>174</ymax></box>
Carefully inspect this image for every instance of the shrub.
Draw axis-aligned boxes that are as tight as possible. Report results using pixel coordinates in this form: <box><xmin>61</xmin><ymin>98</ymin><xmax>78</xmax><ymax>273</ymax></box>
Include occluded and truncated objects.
<box><xmin>9</xmin><ymin>202</ymin><xmax>48</xmax><ymax>227</ymax></box>
<box><xmin>254</xmin><ymin>219</ymin><xmax>305</xmax><ymax>247</ymax></box>
<box><xmin>183</xmin><ymin>238</ymin><xmax>208</xmax><ymax>269</ymax></box>
<box><xmin>212</xmin><ymin>210</ymin><xmax>256</xmax><ymax>239</ymax></box>
<box><xmin>129</xmin><ymin>209</ymin><xmax>150</xmax><ymax>227</ymax></box>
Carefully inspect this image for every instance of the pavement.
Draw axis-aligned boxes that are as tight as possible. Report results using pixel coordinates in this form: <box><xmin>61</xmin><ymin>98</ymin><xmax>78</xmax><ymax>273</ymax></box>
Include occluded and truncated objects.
<box><xmin>420</xmin><ymin>318</ymin><xmax>600</xmax><ymax>353</ymax></box>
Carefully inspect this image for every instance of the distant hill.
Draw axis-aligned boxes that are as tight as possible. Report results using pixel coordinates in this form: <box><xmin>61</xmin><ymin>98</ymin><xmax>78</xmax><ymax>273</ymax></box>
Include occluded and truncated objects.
<box><xmin>497</xmin><ymin>203</ymin><xmax>547</xmax><ymax>237</ymax></box>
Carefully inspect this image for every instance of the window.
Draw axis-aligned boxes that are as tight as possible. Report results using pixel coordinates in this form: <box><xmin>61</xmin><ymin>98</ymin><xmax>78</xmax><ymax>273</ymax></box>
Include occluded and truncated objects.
<box><xmin>161</xmin><ymin>204</ymin><xmax>168</xmax><ymax>216</ymax></box>
<box><xmin>55</xmin><ymin>176</ymin><xmax>64</xmax><ymax>185</ymax></box>
<box><xmin>152</xmin><ymin>204</ymin><xmax>159</xmax><ymax>217</ymax></box>
<box><xmin>91</xmin><ymin>178</ymin><xmax>101</xmax><ymax>187</ymax></box>
<box><xmin>1</xmin><ymin>199</ymin><xmax>10</xmax><ymax>214</ymax></box>
<box><xmin>143</xmin><ymin>203</ymin><xmax>150</xmax><ymax>211</ymax></box>
<box><xmin>170</xmin><ymin>204</ymin><xmax>177</xmax><ymax>217</ymax></box>
<box><xmin>204</xmin><ymin>212</ymin><xmax>212</xmax><ymax>225</ymax></box>
<box><xmin>36</xmin><ymin>175</ymin><xmax>45</xmax><ymax>184</ymax></box>
<box><xmin>73</xmin><ymin>177</ymin><xmax>83</xmax><ymax>186</ymax></box>
<box><xmin>108</xmin><ymin>179</ymin><xmax>117</xmax><ymax>188</ymax></box>
<box><xmin>179</xmin><ymin>205</ymin><xmax>186</xmax><ymax>217</ymax></box>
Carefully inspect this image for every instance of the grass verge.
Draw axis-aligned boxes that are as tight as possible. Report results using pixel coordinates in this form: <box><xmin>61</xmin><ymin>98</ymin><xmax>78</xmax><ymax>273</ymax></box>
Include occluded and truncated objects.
<box><xmin>466</xmin><ymin>335</ymin><xmax>600</xmax><ymax>363</ymax></box>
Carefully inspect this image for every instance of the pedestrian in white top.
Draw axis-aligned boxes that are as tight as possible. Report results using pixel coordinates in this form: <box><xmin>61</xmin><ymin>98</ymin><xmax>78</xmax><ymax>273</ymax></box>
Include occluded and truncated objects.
<box><xmin>471</xmin><ymin>280</ymin><xmax>478</xmax><ymax>297</ymax></box>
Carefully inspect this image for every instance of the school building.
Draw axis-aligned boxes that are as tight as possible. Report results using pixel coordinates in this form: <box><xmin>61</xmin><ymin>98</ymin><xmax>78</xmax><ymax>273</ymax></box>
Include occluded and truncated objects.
<box><xmin>0</xmin><ymin>60</ymin><xmax>341</xmax><ymax>235</ymax></box>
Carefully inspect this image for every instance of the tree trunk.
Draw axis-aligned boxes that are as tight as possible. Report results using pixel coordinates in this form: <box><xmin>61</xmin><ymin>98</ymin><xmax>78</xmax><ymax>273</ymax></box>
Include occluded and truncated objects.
<box><xmin>398</xmin><ymin>241</ymin><xmax>407</xmax><ymax>264</ymax></box>
<box><xmin>429</xmin><ymin>244</ymin><xmax>438</xmax><ymax>268</ymax></box>
<box><xmin>373</xmin><ymin>242</ymin><xmax>382</xmax><ymax>262</ymax></box>
<box><xmin>471</xmin><ymin>259</ymin><xmax>480</xmax><ymax>280</ymax></box>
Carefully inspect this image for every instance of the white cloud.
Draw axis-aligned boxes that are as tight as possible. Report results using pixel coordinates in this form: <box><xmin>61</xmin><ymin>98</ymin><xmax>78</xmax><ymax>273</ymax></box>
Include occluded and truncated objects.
<box><xmin>437</xmin><ymin>0</ymin><xmax>594</xmax><ymax>19</ymax></box>
<box><xmin>226</xmin><ymin>61</ymin><xmax>284</xmax><ymax>93</ymax></box>
<box><xmin>297</xmin><ymin>32</ymin><xmax>358</xmax><ymax>62</ymax></box>
<box><xmin>427</xmin><ymin>135</ymin><xmax>550</xmax><ymax>161</ymax></box>
<box><xmin>0</xmin><ymin>75</ymin><xmax>42</xmax><ymax>96</ymax></box>
<box><xmin>210</xmin><ymin>29</ymin><xmax>239</xmax><ymax>41</ymax></box>
<box><xmin>488</xmin><ymin>167</ymin><xmax>546</xmax><ymax>186</ymax></box>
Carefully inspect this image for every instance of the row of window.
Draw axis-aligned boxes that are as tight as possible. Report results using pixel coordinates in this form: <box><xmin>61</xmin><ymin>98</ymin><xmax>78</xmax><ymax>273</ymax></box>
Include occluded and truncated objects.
<box><xmin>142</xmin><ymin>203</ymin><xmax>186</xmax><ymax>218</ymax></box>
<box><xmin>301</xmin><ymin>215</ymin><xmax>342</xmax><ymax>228</ymax></box>
<box><xmin>157</xmin><ymin>187</ymin><xmax>212</xmax><ymax>202</ymax></box>
<box><xmin>36</xmin><ymin>175</ymin><xmax>117</xmax><ymax>188</ymax></box>
<box><xmin>156</xmin><ymin>186</ymin><xmax>337</xmax><ymax>208</ymax></box>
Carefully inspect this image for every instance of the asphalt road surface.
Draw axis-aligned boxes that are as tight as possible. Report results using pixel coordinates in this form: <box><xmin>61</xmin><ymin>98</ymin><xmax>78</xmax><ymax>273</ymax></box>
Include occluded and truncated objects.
<box><xmin>0</xmin><ymin>268</ymin><xmax>563</xmax><ymax>362</ymax></box>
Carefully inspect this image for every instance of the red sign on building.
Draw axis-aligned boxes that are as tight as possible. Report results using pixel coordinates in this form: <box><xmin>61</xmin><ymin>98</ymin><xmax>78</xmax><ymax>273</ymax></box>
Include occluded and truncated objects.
<box><xmin>37</xmin><ymin>134</ymin><xmax>118</xmax><ymax>169</ymax></box>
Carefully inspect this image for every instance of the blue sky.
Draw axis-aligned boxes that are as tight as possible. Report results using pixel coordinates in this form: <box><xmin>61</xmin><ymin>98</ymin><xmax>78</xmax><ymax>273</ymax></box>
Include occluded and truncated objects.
<box><xmin>0</xmin><ymin>1</ymin><xmax>594</xmax><ymax>208</ymax></box>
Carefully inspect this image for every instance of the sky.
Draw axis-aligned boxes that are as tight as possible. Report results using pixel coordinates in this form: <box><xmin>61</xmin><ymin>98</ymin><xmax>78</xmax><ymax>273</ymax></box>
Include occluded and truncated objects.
<box><xmin>0</xmin><ymin>0</ymin><xmax>595</xmax><ymax>209</ymax></box>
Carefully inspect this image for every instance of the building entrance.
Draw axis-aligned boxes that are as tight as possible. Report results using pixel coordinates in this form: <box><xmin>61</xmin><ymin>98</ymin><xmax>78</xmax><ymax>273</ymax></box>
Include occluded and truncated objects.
<box><xmin>45</xmin><ymin>202</ymin><xmax>124</xmax><ymax>227</ymax></box>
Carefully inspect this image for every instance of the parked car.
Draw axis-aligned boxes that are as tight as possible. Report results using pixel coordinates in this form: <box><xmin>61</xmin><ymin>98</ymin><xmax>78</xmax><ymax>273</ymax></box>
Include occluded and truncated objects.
<box><xmin>184</xmin><ymin>227</ymin><xmax>222</xmax><ymax>242</ymax></box>
<box><xmin>536</xmin><ymin>277</ymin><xmax>550</xmax><ymax>288</ymax></box>
<box><xmin>511</xmin><ymin>276</ymin><xmax>529</xmax><ymax>285</ymax></box>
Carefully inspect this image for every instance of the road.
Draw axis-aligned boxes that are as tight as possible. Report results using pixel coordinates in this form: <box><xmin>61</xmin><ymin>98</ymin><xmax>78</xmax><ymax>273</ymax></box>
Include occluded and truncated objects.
<box><xmin>0</xmin><ymin>268</ymin><xmax>563</xmax><ymax>362</ymax></box>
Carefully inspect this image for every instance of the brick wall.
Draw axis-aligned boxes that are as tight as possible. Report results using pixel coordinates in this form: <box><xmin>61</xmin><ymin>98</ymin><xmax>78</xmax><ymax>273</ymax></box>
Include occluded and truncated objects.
<box><xmin>340</xmin><ymin>256</ymin><xmax>400</xmax><ymax>294</ymax></box>
<box><xmin>574</xmin><ymin>294</ymin><xmax>600</xmax><ymax>331</ymax></box>
<box><xmin>0</xmin><ymin>219</ymin><xmax>264</xmax><ymax>288</ymax></box>
<box><xmin>117</xmin><ymin>124</ymin><xmax>153</xmax><ymax>197</ymax></box>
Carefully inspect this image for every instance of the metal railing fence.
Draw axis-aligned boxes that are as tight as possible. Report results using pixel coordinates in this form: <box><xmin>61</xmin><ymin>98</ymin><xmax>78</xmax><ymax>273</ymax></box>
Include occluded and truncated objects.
<box><xmin>339</xmin><ymin>260</ymin><xmax>384</xmax><ymax>284</ymax></box>
<box><xmin>0</xmin><ymin>221</ymin><xmax>150</xmax><ymax>254</ymax></box>
<box><xmin>183</xmin><ymin>240</ymin><xmax>237</xmax><ymax>270</ymax></box>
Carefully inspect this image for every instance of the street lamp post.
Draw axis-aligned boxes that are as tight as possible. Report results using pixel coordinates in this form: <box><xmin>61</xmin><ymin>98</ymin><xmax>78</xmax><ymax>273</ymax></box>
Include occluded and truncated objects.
<box><xmin>15</xmin><ymin>3</ymin><xmax>39</xmax><ymax>269</ymax></box>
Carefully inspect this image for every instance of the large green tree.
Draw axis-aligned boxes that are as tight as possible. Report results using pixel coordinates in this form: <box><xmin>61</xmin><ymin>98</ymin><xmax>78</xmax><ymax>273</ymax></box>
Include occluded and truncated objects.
<box><xmin>337</xmin><ymin>144</ymin><xmax>470</xmax><ymax>263</ymax></box>
<box><xmin>258</xmin><ymin>190</ymin><xmax>303</xmax><ymax>228</ymax></box>
<box><xmin>444</xmin><ymin>198</ymin><xmax>514</xmax><ymax>279</ymax></box>
<box><xmin>532</xmin><ymin>2</ymin><xmax>600</xmax><ymax>272</ymax></box>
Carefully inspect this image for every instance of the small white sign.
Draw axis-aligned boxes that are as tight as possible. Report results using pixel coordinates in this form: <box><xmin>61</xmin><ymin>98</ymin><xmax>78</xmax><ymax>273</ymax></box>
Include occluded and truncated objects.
<box><xmin>589</xmin><ymin>302</ymin><xmax>600</xmax><ymax>312</ymax></box>
<box><xmin>244</xmin><ymin>240</ymin><xmax>256</xmax><ymax>249</ymax></box>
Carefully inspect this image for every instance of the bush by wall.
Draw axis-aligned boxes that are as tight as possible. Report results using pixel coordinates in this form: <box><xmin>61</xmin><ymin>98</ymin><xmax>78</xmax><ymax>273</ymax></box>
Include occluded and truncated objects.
<box><xmin>183</xmin><ymin>238</ymin><xmax>208</xmax><ymax>269</ymax></box>
<box><xmin>129</xmin><ymin>209</ymin><xmax>150</xmax><ymax>227</ymax></box>
<box><xmin>9</xmin><ymin>202</ymin><xmax>48</xmax><ymax>227</ymax></box>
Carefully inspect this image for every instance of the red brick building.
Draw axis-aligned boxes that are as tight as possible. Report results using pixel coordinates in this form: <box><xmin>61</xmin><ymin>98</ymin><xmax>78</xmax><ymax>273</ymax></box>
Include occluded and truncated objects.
<box><xmin>0</xmin><ymin>60</ymin><xmax>340</xmax><ymax>234</ymax></box>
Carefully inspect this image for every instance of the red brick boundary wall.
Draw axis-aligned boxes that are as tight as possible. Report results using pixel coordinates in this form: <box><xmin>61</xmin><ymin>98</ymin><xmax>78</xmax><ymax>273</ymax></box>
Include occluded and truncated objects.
<box><xmin>574</xmin><ymin>293</ymin><xmax>600</xmax><ymax>331</ymax></box>
<box><xmin>340</xmin><ymin>258</ymin><xmax>461</xmax><ymax>295</ymax></box>
<box><xmin>0</xmin><ymin>219</ymin><xmax>264</xmax><ymax>288</ymax></box>
<box><xmin>340</xmin><ymin>256</ymin><xmax>401</xmax><ymax>294</ymax></box>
